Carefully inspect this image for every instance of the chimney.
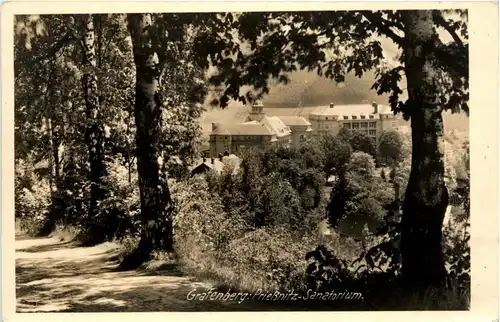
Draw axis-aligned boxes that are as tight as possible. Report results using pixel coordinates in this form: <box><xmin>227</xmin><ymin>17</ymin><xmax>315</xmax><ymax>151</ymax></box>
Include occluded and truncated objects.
<box><xmin>329</xmin><ymin>102</ymin><xmax>334</xmax><ymax>108</ymax></box>
<box><xmin>203</xmin><ymin>157</ymin><xmax>206</xmax><ymax>163</ymax></box>
<box><xmin>211</xmin><ymin>157</ymin><xmax>214</xmax><ymax>164</ymax></box>
<box><xmin>212</xmin><ymin>122</ymin><xmax>220</xmax><ymax>132</ymax></box>
<box><xmin>218</xmin><ymin>153</ymin><xmax>223</xmax><ymax>162</ymax></box>
<box><xmin>372</xmin><ymin>102</ymin><xmax>378</xmax><ymax>114</ymax></box>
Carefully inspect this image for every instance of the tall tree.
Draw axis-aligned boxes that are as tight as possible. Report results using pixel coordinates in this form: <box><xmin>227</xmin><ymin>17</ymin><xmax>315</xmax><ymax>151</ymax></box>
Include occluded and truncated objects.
<box><xmin>317</xmin><ymin>133</ymin><xmax>352</xmax><ymax>178</ymax></box>
<box><xmin>348</xmin><ymin>130</ymin><xmax>377</xmax><ymax>158</ymax></box>
<box><xmin>122</xmin><ymin>13</ymin><xmax>176</xmax><ymax>267</ymax></box>
<box><xmin>14</xmin><ymin>15</ymin><xmax>88</xmax><ymax>233</ymax></box>
<box><xmin>378</xmin><ymin>130</ymin><xmax>405</xmax><ymax>165</ymax></box>
<box><xmin>397</xmin><ymin>11</ymin><xmax>455</xmax><ymax>285</ymax></box>
<box><xmin>80</xmin><ymin>14</ymin><xmax>108</xmax><ymax>244</ymax></box>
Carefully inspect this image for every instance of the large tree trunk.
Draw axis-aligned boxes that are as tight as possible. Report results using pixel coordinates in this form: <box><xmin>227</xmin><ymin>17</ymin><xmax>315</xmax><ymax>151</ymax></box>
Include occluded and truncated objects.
<box><xmin>400</xmin><ymin>10</ymin><xmax>448</xmax><ymax>287</ymax></box>
<box><xmin>81</xmin><ymin>14</ymin><xmax>107</xmax><ymax>244</ymax></box>
<box><xmin>122</xmin><ymin>13</ymin><xmax>174</xmax><ymax>269</ymax></box>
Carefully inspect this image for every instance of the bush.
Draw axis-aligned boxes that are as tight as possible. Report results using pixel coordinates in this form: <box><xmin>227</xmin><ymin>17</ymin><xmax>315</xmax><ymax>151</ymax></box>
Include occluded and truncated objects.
<box><xmin>92</xmin><ymin>159</ymin><xmax>141</xmax><ymax>241</ymax></box>
<box><xmin>443</xmin><ymin>218</ymin><xmax>470</xmax><ymax>292</ymax></box>
<box><xmin>171</xmin><ymin>176</ymin><xmax>247</xmax><ymax>265</ymax></box>
<box><xmin>222</xmin><ymin>228</ymin><xmax>314</xmax><ymax>292</ymax></box>
<box><xmin>16</xmin><ymin>175</ymin><xmax>52</xmax><ymax>236</ymax></box>
<box><xmin>172</xmin><ymin>175</ymin><xmax>322</xmax><ymax>293</ymax></box>
<box><xmin>305</xmin><ymin>245</ymin><xmax>354</xmax><ymax>292</ymax></box>
<box><xmin>51</xmin><ymin>158</ymin><xmax>90</xmax><ymax>228</ymax></box>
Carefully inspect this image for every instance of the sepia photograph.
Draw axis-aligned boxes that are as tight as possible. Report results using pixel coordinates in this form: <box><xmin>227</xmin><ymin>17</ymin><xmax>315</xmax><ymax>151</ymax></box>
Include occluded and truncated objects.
<box><xmin>2</xmin><ymin>1</ymin><xmax>498</xmax><ymax>319</ymax></box>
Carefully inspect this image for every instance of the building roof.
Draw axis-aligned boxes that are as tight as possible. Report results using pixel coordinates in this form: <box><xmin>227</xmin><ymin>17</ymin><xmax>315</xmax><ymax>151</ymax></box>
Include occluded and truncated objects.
<box><xmin>190</xmin><ymin>154</ymin><xmax>241</xmax><ymax>175</ymax></box>
<box><xmin>310</xmin><ymin>103</ymin><xmax>393</xmax><ymax>118</ymax></box>
<box><xmin>261</xmin><ymin>116</ymin><xmax>291</xmax><ymax>138</ymax></box>
<box><xmin>210</xmin><ymin>127</ymin><xmax>232</xmax><ymax>135</ymax></box>
<box><xmin>211</xmin><ymin>122</ymin><xmax>273</xmax><ymax>136</ymax></box>
<box><xmin>278</xmin><ymin>116</ymin><xmax>312</xmax><ymax>127</ymax></box>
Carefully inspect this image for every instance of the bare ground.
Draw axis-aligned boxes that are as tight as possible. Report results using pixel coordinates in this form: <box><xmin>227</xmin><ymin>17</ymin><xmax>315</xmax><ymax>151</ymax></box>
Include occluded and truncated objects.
<box><xmin>15</xmin><ymin>232</ymin><xmax>293</xmax><ymax>312</ymax></box>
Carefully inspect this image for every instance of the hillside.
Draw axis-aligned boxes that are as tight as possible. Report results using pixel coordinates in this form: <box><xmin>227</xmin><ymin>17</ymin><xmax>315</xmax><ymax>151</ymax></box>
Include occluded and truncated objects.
<box><xmin>200</xmin><ymin>71</ymin><xmax>469</xmax><ymax>136</ymax></box>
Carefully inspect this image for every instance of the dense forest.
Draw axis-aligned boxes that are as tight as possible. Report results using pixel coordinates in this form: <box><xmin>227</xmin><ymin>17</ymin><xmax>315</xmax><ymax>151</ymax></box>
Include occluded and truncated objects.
<box><xmin>15</xmin><ymin>11</ymin><xmax>469</xmax><ymax>309</ymax></box>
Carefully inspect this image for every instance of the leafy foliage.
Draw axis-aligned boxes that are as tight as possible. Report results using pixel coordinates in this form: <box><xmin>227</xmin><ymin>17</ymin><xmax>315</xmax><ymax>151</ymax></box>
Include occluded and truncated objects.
<box><xmin>378</xmin><ymin>130</ymin><xmax>405</xmax><ymax>165</ymax></box>
<box><xmin>328</xmin><ymin>151</ymin><xmax>392</xmax><ymax>226</ymax></box>
<box><xmin>305</xmin><ymin>245</ymin><xmax>353</xmax><ymax>292</ymax></box>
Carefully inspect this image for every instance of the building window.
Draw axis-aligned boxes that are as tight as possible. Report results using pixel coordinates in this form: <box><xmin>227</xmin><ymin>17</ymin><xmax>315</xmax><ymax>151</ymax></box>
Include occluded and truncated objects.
<box><xmin>352</xmin><ymin>123</ymin><xmax>359</xmax><ymax>129</ymax></box>
<box><xmin>326</xmin><ymin>117</ymin><xmax>329</xmax><ymax>120</ymax></box>
<box><xmin>343</xmin><ymin>116</ymin><xmax>348</xmax><ymax>120</ymax></box>
<box><xmin>247</xmin><ymin>136</ymin><xmax>252</xmax><ymax>140</ymax></box>
<box><xmin>361</xmin><ymin>122</ymin><xmax>368</xmax><ymax>129</ymax></box>
<box><xmin>369</xmin><ymin>122</ymin><xmax>377</xmax><ymax>128</ymax></box>
<box><xmin>325</xmin><ymin>125</ymin><xmax>329</xmax><ymax>130</ymax></box>
<box><xmin>360</xmin><ymin>115</ymin><xmax>366</xmax><ymax>119</ymax></box>
<box><xmin>352</xmin><ymin>116</ymin><xmax>357</xmax><ymax>120</ymax></box>
<box><xmin>369</xmin><ymin>130</ymin><xmax>376</xmax><ymax>136</ymax></box>
<box><xmin>369</xmin><ymin>115</ymin><xmax>374</xmax><ymax>119</ymax></box>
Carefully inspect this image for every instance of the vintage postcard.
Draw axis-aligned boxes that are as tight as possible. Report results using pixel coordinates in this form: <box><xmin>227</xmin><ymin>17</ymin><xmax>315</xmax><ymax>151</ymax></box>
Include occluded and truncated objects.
<box><xmin>1</xmin><ymin>1</ymin><xmax>498</xmax><ymax>322</ymax></box>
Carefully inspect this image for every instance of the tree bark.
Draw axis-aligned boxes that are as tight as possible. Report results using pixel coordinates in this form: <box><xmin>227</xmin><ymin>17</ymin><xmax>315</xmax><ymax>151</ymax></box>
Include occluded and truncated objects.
<box><xmin>123</xmin><ymin>13</ymin><xmax>174</xmax><ymax>268</ymax></box>
<box><xmin>81</xmin><ymin>14</ymin><xmax>107</xmax><ymax>244</ymax></box>
<box><xmin>400</xmin><ymin>10</ymin><xmax>448</xmax><ymax>286</ymax></box>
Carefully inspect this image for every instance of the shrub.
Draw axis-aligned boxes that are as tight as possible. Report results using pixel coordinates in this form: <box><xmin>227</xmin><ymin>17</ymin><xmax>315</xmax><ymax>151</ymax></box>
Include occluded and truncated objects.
<box><xmin>171</xmin><ymin>176</ymin><xmax>247</xmax><ymax>265</ymax></box>
<box><xmin>16</xmin><ymin>175</ymin><xmax>52</xmax><ymax>236</ymax></box>
<box><xmin>51</xmin><ymin>158</ymin><xmax>90</xmax><ymax>228</ymax></box>
<box><xmin>443</xmin><ymin>218</ymin><xmax>470</xmax><ymax>292</ymax></box>
<box><xmin>93</xmin><ymin>159</ymin><xmax>141</xmax><ymax>241</ymax></box>
<box><xmin>305</xmin><ymin>245</ymin><xmax>353</xmax><ymax>292</ymax></box>
<box><xmin>222</xmin><ymin>228</ymin><xmax>314</xmax><ymax>292</ymax></box>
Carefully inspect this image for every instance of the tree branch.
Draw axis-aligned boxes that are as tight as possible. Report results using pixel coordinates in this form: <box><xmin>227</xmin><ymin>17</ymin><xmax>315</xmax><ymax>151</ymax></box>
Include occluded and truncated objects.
<box><xmin>46</xmin><ymin>32</ymin><xmax>78</xmax><ymax>58</ymax></box>
<box><xmin>361</xmin><ymin>11</ymin><xmax>404</xmax><ymax>46</ymax></box>
<box><xmin>432</xmin><ymin>11</ymin><xmax>464</xmax><ymax>46</ymax></box>
<box><xmin>101</xmin><ymin>23</ymin><xmax>122</xmax><ymax>62</ymax></box>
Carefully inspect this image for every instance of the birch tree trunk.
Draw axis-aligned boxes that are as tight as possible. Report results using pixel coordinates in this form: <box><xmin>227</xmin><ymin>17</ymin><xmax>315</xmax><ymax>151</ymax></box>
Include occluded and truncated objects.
<box><xmin>400</xmin><ymin>10</ymin><xmax>448</xmax><ymax>286</ymax></box>
<box><xmin>124</xmin><ymin>13</ymin><xmax>174</xmax><ymax>268</ymax></box>
<box><xmin>81</xmin><ymin>14</ymin><xmax>107</xmax><ymax>244</ymax></box>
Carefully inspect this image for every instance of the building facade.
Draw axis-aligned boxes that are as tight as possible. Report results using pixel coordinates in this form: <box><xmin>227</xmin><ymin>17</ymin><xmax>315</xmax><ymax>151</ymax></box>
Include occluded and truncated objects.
<box><xmin>208</xmin><ymin>101</ymin><xmax>312</xmax><ymax>157</ymax></box>
<box><xmin>279</xmin><ymin>116</ymin><xmax>314</xmax><ymax>147</ymax></box>
<box><xmin>309</xmin><ymin>102</ymin><xmax>400</xmax><ymax>140</ymax></box>
<box><xmin>209</xmin><ymin>122</ymin><xmax>277</xmax><ymax>157</ymax></box>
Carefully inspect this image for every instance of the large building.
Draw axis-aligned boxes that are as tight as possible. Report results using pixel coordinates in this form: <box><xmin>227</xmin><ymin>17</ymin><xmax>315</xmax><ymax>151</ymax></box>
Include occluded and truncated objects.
<box><xmin>279</xmin><ymin>116</ymin><xmax>314</xmax><ymax>147</ymax></box>
<box><xmin>309</xmin><ymin>102</ymin><xmax>400</xmax><ymax>140</ymax></box>
<box><xmin>208</xmin><ymin>101</ymin><xmax>312</xmax><ymax>157</ymax></box>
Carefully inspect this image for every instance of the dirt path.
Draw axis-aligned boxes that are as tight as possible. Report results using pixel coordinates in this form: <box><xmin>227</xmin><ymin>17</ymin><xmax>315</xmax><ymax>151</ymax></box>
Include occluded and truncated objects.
<box><xmin>15</xmin><ymin>233</ymin><xmax>288</xmax><ymax>312</ymax></box>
